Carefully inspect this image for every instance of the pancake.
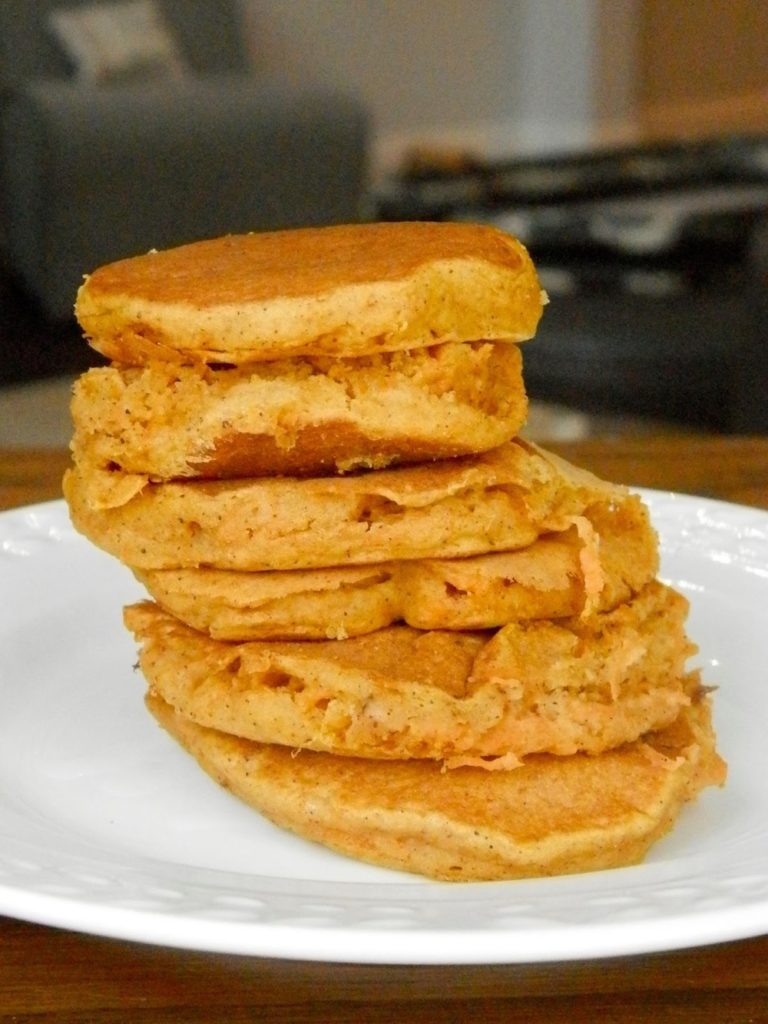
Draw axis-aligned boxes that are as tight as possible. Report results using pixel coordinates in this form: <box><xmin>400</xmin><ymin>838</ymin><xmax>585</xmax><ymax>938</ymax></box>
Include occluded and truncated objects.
<box><xmin>75</xmin><ymin>222</ymin><xmax>544</xmax><ymax>366</ymax></box>
<box><xmin>135</xmin><ymin>563</ymin><xmax>402</xmax><ymax>642</ymax></box>
<box><xmin>126</xmin><ymin>581</ymin><xmax>698</xmax><ymax>764</ymax></box>
<box><xmin>146</xmin><ymin>692</ymin><xmax>726</xmax><ymax>881</ymax></box>
<box><xmin>133</xmin><ymin>496</ymin><xmax>658</xmax><ymax>639</ymax></box>
<box><xmin>63</xmin><ymin>439</ymin><xmax>624</xmax><ymax>571</ymax></box>
<box><xmin>70</xmin><ymin>342</ymin><xmax>528</xmax><ymax>481</ymax></box>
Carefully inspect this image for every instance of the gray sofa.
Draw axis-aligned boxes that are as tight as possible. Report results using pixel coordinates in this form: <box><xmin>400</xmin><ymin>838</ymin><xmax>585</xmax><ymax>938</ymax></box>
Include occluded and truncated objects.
<box><xmin>0</xmin><ymin>0</ymin><xmax>370</xmax><ymax>320</ymax></box>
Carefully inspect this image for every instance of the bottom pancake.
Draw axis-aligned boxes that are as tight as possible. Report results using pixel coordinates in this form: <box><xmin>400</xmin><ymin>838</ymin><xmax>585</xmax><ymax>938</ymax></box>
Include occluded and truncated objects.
<box><xmin>146</xmin><ymin>694</ymin><xmax>726</xmax><ymax>882</ymax></box>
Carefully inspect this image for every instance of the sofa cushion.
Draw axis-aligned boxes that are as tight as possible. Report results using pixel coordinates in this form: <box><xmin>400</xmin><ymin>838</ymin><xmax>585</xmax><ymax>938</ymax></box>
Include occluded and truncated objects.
<box><xmin>48</xmin><ymin>0</ymin><xmax>186</xmax><ymax>83</ymax></box>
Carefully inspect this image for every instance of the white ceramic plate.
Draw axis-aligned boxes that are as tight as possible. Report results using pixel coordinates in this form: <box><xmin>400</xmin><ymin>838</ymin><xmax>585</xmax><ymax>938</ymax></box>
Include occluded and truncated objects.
<box><xmin>0</xmin><ymin>492</ymin><xmax>766</xmax><ymax>964</ymax></box>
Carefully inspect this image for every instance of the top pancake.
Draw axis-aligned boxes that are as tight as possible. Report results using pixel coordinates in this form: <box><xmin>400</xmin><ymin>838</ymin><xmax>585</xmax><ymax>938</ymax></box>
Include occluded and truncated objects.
<box><xmin>74</xmin><ymin>222</ymin><xmax>545</xmax><ymax>365</ymax></box>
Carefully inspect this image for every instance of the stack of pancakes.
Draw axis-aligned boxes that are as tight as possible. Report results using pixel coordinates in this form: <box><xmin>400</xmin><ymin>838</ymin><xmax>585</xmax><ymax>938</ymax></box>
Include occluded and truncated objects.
<box><xmin>64</xmin><ymin>222</ymin><xmax>725</xmax><ymax>881</ymax></box>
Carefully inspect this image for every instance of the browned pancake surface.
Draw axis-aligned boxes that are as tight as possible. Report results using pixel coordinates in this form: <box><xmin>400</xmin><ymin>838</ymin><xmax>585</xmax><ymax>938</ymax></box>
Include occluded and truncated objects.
<box><xmin>75</xmin><ymin>223</ymin><xmax>544</xmax><ymax>365</ymax></box>
<box><xmin>147</xmin><ymin>694</ymin><xmax>726</xmax><ymax>881</ymax></box>
<box><xmin>81</xmin><ymin>222</ymin><xmax>531</xmax><ymax>304</ymax></box>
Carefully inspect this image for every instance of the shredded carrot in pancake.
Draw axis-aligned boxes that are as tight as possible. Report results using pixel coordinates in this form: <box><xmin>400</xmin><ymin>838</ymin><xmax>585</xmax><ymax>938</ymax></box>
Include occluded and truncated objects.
<box><xmin>441</xmin><ymin>750</ymin><xmax>523</xmax><ymax>772</ymax></box>
<box><xmin>567</xmin><ymin>514</ymin><xmax>606</xmax><ymax>617</ymax></box>
<box><xmin>638</xmin><ymin>743</ymin><xmax>688</xmax><ymax>771</ymax></box>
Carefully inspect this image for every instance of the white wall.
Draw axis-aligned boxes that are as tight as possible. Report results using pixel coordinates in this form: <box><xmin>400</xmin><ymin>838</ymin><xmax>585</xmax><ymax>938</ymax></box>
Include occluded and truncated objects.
<box><xmin>243</xmin><ymin>0</ymin><xmax>631</xmax><ymax>177</ymax></box>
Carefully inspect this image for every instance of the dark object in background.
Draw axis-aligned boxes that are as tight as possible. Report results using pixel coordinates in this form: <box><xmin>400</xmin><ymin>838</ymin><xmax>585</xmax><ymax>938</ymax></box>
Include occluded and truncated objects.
<box><xmin>0</xmin><ymin>263</ymin><xmax>99</xmax><ymax>386</ymax></box>
<box><xmin>376</xmin><ymin>135</ymin><xmax>768</xmax><ymax>434</ymax></box>
<box><xmin>0</xmin><ymin>0</ymin><xmax>369</xmax><ymax>326</ymax></box>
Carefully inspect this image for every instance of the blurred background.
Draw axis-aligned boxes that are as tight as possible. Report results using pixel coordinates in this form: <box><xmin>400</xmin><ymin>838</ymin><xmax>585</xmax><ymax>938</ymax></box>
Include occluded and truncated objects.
<box><xmin>0</xmin><ymin>0</ymin><xmax>766</xmax><ymax>445</ymax></box>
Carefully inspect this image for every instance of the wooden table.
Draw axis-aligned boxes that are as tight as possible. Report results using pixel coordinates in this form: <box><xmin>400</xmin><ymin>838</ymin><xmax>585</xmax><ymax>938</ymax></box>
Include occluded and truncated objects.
<box><xmin>1</xmin><ymin>439</ymin><xmax>767</xmax><ymax>1023</ymax></box>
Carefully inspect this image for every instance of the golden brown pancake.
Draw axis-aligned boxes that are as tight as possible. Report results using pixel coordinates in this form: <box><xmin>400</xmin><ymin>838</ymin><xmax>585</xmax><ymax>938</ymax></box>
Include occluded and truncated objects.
<box><xmin>132</xmin><ymin>496</ymin><xmax>658</xmax><ymax>639</ymax></box>
<box><xmin>75</xmin><ymin>223</ymin><xmax>545</xmax><ymax>366</ymax></box>
<box><xmin>63</xmin><ymin>440</ymin><xmax>624</xmax><ymax>571</ymax></box>
<box><xmin>127</xmin><ymin>581</ymin><xmax>698</xmax><ymax>764</ymax></box>
<box><xmin>70</xmin><ymin>342</ymin><xmax>527</xmax><ymax>480</ymax></box>
<box><xmin>146</xmin><ymin>692</ymin><xmax>726</xmax><ymax>881</ymax></box>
